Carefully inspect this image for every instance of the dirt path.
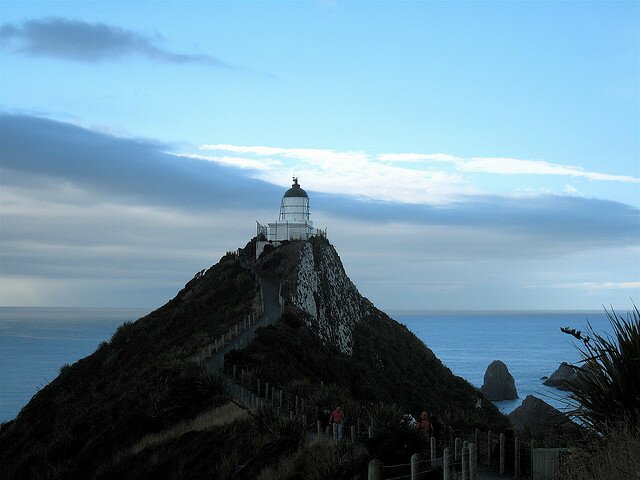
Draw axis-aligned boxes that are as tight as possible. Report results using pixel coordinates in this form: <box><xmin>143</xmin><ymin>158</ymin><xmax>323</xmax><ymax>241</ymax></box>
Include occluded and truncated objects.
<box><xmin>207</xmin><ymin>276</ymin><xmax>282</xmax><ymax>373</ymax></box>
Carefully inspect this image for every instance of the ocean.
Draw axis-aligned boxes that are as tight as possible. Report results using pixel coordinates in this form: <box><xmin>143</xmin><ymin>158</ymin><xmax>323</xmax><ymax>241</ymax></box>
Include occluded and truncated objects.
<box><xmin>0</xmin><ymin>307</ymin><xmax>149</xmax><ymax>423</ymax></box>
<box><xmin>395</xmin><ymin>311</ymin><xmax>610</xmax><ymax>414</ymax></box>
<box><xmin>0</xmin><ymin>307</ymin><xmax>611</xmax><ymax>422</ymax></box>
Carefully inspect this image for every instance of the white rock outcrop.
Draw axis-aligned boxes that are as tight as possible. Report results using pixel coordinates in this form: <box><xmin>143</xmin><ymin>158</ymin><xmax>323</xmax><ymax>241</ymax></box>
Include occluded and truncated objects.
<box><xmin>285</xmin><ymin>241</ymin><xmax>368</xmax><ymax>355</ymax></box>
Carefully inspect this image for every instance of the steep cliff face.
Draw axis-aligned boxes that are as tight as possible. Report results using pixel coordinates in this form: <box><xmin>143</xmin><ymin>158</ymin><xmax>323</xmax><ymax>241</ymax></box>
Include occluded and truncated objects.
<box><xmin>278</xmin><ymin>239</ymin><xmax>370</xmax><ymax>354</ymax></box>
<box><xmin>247</xmin><ymin>236</ymin><xmax>507</xmax><ymax>419</ymax></box>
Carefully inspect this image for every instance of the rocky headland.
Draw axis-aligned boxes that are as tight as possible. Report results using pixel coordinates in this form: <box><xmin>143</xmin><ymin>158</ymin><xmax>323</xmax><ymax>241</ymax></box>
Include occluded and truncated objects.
<box><xmin>0</xmin><ymin>236</ymin><xmax>508</xmax><ymax>479</ymax></box>
<box><xmin>509</xmin><ymin>395</ymin><xmax>582</xmax><ymax>442</ymax></box>
<box><xmin>543</xmin><ymin>362</ymin><xmax>578</xmax><ymax>391</ymax></box>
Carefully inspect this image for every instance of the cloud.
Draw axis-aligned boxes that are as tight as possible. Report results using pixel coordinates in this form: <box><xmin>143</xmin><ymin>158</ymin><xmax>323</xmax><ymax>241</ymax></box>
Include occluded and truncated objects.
<box><xmin>558</xmin><ymin>282</ymin><xmax>640</xmax><ymax>290</ymax></box>
<box><xmin>0</xmin><ymin>17</ymin><xmax>232</xmax><ymax>66</ymax></box>
<box><xmin>377</xmin><ymin>153</ymin><xmax>459</xmax><ymax>163</ymax></box>
<box><xmin>3</xmin><ymin>113</ymin><xmax>638</xmax><ymax>245</ymax></box>
<box><xmin>0</xmin><ymin>113</ymin><xmax>281</xmax><ymax>210</ymax></box>
<box><xmin>460</xmin><ymin>157</ymin><xmax>639</xmax><ymax>183</ymax></box>
<box><xmin>201</xmin><ymin>144</ymin><xmax>474</xmax><ymax>204</ymax></box>
<box><xmin>198</xmin><ymin>145</ymin><xmax>640</xmax><ymax>206</ymax></box>
<box><xmin>177</xmin><ymin>153</ymin><xmax>281</xmax><ymax>171</ymax></box>
<box><xmin>1</xmin><ymin>113</ymin><xmax>638</xmax><ymax>309</ymax></box>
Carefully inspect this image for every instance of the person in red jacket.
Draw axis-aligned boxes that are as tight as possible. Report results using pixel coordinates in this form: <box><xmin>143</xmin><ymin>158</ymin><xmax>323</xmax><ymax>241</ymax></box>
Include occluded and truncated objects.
<box><xmin>329</xmin><ymin>406</ymin><xmax>345</xmax><ymax>439</ymax></box>
<box><xmin>418</xmin><ymin>411</ymin><xmax>433</xmax><ymax>438</ymax></box>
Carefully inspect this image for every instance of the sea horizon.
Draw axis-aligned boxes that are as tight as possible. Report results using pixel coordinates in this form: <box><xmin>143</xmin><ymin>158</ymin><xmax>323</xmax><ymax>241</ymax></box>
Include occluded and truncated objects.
<box><xmin>1</xmin><ymin>306</ymin><xmax>614</xmax><ymax>422</ymax></box>
<box><xmin>1</xmin><ymin>305</ymin><xmax>609</xmax><ymax>314</ymax></box>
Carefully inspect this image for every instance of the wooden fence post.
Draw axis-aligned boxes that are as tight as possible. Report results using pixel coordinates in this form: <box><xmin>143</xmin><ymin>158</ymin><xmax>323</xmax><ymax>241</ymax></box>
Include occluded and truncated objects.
<box><xmin>500</xmin><ymin>433</ymin><xmax>505</xmax><ymax>474</ymax></box>
<box><xmin>317</xmin><ymin>420</ymin><xmax>322</xmax><ymax>436</ymax></box>
<box><xmin>411</xmin><ymin>453</ymin><xmax>420</xmax><ymax>480</ymax></box>
<box><xmin>487</xmin><ymin>431</ymin><xmax>492</xmax><ymax>466</ymax></box>
<box><xmin>368</xmin><ymin>459</ymin><xmax>382</xmax><ymax>480</ymax></box>
<box><xmin>462</xmin><ymin>446</ymin><xmax>469</xmax><ymax>480</ymax></box>
<box><xmin>368</xmin><ymin>426</ymin><xmax>373</xmax><ymax>438</ymax></box>
<box><xmin>430</xmin><ymin>436</ymin><xmax>436</xmax><ymax>466</ymax></box>
<box><xmin>443</xmin><ymin>447</ymin><xmax>452</xmax><ymax>480</ymax></box>
<box><xmin>470</xmin><ymin>442</ymin><xmax>477</xmax><ymax>480</ymax></box>
<box><xmin>530</xmin><ymin>440</ymin><xmax>535</xmax><ymax>478</ymax></box>
<box><xmin>515</xmin><ymin>436</ymin><xmax>520</xmax><ymax>479</ymax></box>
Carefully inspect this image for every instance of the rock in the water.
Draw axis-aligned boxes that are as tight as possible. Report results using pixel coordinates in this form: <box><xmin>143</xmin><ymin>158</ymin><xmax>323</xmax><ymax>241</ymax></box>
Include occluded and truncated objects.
<box><xmin>509</xmin><ymin>395</ymin><xmax>581</xmax><ymax>440</ymax></box>
<box><xmin>480</xmin><ymin>360</ymin><xmax>518</xmax><ymax>401</ymax></box>
<box><xmin>543</xmin><ymin>362</ymin><xmax>577</xmax><ymax>391</ymax></box>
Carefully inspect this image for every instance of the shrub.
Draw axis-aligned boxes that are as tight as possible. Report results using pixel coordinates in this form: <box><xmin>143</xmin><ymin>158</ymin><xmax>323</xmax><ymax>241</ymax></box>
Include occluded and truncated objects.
<box><xmin>297</xmin><ymin>439</ymin><xmax>361</xmax><ymax>480</ymax></box>
<box><xmin>365</xmin><ymin>402</ymin><xmax>404</xmax><ymax>430</ymax></box>
<box><xmin>563</xmin><ymin>306</ymin><xmax>640</xmax><ymax>434</ymax></box>
<box><xmin>558</xmin><ymin>419</ymin><xmax>640</xmax><ymax>480</ymax></box>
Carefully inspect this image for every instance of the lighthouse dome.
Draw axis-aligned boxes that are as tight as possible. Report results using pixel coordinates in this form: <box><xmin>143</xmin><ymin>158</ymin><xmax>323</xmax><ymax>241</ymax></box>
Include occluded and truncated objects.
<box><xmin>279</xmin><ymin>177</ymin><xmax>310</xmax><ymax>223</ymax></box>
<box><xmin>283</xmin><ymin>177</ymin><xmax>308</xmax><ymax>198</ymax></box>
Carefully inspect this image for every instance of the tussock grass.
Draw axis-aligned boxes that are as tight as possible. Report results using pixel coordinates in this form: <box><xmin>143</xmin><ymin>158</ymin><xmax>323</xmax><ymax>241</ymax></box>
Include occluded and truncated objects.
<box><xmin>129</xmin><ymin>402</ymin><xmax>248</xmax><ymax>455</ymax></box>
<box><xmin>256</xmin><ymin>436</ymin><xmax>363</xmax><ymax>480</ymax></box>
<box><xmin>559</xmin><ymin>420</ymin><xmax>640</xmax><ymax>480</ymax></box>
<box><xmin>255</xmin><ymin>454</ymin><xmax>297</xmax><ymax>480</ymax></box>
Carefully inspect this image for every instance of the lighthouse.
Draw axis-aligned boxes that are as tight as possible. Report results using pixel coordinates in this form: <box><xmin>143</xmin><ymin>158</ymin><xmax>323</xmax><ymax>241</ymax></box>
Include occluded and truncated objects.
<box><xmin>256</xmin><ymin>178</ymin><xmax>325</xmax><ymax>257</ymax></box>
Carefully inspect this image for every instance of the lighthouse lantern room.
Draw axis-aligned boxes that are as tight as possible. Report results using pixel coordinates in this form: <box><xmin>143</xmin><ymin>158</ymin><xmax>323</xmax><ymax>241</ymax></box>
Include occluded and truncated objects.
<box><xmin>256</xmin><ymin>178</ymin><xmax>325</xmax><ymax>258</ymax></box>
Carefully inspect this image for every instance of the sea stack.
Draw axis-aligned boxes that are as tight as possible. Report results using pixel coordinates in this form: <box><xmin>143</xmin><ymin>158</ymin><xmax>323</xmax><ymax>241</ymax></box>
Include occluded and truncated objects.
<box><xmin>543</xmin><ymin>362</ymin><xmax>577</xmax><ymax>390</ymax></box>
<box><xmin>481</xmin><ymin>360</ymin><xmax>518</xmax><ymax>401</ymax></box>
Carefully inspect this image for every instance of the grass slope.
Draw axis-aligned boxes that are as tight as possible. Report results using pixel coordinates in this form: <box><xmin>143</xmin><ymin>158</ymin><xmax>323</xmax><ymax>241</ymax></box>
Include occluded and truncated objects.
<box><xmin>0</xmin><ymin>251</ymin><xmax>257</xmax><ymax>479</ymax></box>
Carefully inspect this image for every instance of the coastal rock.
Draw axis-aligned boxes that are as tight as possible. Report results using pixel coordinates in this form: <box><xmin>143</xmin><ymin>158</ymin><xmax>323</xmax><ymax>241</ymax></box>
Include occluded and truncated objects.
<box><xmin>543</xmin><ymin>362</ymin><xmax>577</xmax><ymax>391</ymax></box>
<box><xmin>508</xmin><ymin>395</ymin><xmax>581</xmax><ymax>439</ymax></box>
<box><xmin>480</xmin><ymin>360</ymin><xmax>518</xmax><ymax>401</ymax></box>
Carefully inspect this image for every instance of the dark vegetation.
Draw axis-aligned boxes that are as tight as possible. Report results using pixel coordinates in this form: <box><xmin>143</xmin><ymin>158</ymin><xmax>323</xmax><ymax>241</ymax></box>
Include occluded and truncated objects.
<box><xmin>0</xmin><ymin>249</ymin><xmax>258</xmax><ymax>479</ymax></box>
<box><xmin>558</xmin><ymin>306</ymin><xmax>640</xmax><ymax>480</ymax></box>
<box><xmin>227</xmin><ymin>305</ymin><xmax>506</xmax><ymax>432</ymax></box>
<box><xmin>562</xmin><ymin>306</ymin><xmax>640</xmax><ymax>433</ymax></box>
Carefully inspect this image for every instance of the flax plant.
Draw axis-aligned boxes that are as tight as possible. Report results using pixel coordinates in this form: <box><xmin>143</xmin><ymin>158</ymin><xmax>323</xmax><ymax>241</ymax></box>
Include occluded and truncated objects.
<box><xmin>563</xmin><ymin>305</ymin><xmax>640</xmax><ymax>435</ymax></box>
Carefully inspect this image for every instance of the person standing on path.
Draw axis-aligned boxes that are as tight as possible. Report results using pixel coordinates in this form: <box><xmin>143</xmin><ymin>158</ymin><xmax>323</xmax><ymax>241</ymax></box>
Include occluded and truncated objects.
<box><xmin>329</xmin><ymin>406</ymin><xmax>345</xmax><ymax>439</ymax></box>
<box><xmin>418</xmin><ymin>411</ymin><xmax>433</xmax><ymax>438</ymax></box>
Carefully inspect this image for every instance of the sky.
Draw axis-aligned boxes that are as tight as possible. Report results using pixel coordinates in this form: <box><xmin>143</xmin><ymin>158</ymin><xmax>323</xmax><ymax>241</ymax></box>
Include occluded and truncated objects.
<box><xmin>1</xmin><ymin>1</ymin><xmax>638</xmax><ymax>311</ymax></box>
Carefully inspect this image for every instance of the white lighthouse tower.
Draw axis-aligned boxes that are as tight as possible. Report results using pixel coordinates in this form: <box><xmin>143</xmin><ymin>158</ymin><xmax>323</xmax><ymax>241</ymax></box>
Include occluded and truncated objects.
<box><xmin>256</xmin><ymin>178</ymin><xmax>325</xmax><ymax>257</ymax></box>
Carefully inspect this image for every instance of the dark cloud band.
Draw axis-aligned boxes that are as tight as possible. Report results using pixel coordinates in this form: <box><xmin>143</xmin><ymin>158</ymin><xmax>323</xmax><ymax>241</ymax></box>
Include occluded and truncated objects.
<box><xmin>0</xmin><ymin>17</ymin><xmax>230</xmax><ymax>66</ymax></box>
<box><xmin>2</xmin><ymin>113</ymin><xmax>638</xmax><ymax>248</ymax></box>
